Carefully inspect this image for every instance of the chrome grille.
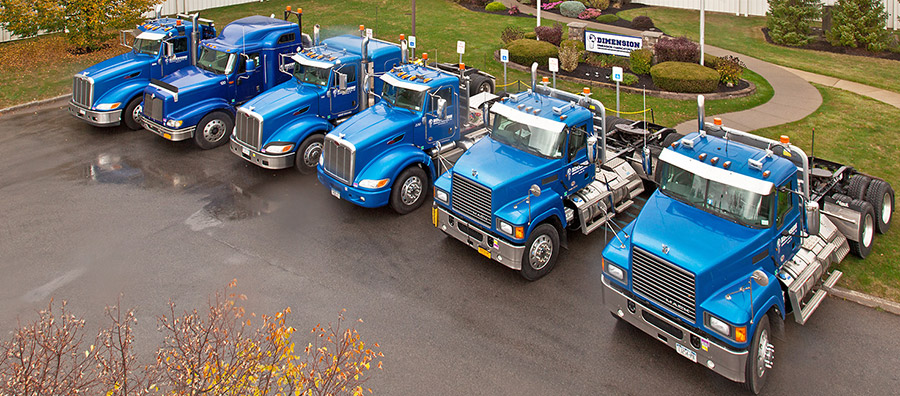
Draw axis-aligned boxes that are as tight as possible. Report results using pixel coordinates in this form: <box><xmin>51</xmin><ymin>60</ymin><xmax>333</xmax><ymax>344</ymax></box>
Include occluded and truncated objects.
<box><xmin>323</xmin><ymin>135</ymin><xmax>354</xmax><ymax>184</ymax></box>
<box><xmin>632</xmin><ymin>247</ymin><xmax>696</xmax><ymax>321</ymax></box>
<box><xmin>235</xmin><ymin>109</ymin><xmax>262</xmax><ymax>150</ymax></box>
<box><xmin>142</xmin><ymin>93</ymin><xmax>163</xmax><ymax>121</ymax></box>
<box><xmin>72</xmin><ymin>76</ymin><xmax>93</xmax><ymax>107</ymax></box>
<box><xmin>451</xmin><ymin>173</ymin><xmax>492</xmax><ymax>226</ymax></box>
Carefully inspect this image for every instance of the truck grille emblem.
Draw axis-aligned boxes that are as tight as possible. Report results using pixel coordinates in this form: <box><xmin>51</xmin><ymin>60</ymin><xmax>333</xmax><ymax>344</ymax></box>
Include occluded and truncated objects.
<box><xmin>662</xmin><ymin>244</ymin><xmax>670</xmax><ymax>255</ymax></box>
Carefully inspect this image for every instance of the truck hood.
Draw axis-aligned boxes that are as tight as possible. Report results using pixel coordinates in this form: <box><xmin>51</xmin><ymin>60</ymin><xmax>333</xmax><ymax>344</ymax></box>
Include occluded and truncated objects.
<box><xmin>631</xmin><ymin>192</ymin><xmax>771</xmax><ymax>302</ymax></box>
<box><xmin>332</xmin><ymin>103</ymin><xmax>417</xmax><ymax>148</ymax></box>
<box><xmin>242</xmin><ymin>80</ymin><xmax>322</xmax><ymax>143</ymax></box>
<box><xmin>150</xmin><ymin>67</ymin><xmax>228</xmax><ymax>119</ymax></box>
<box><xmin>80</xmin><ymin>52</ymin><xmax>154</xmax><ymax>106</ymax></box>
<box><xmin>159</xmin><ymin>66</ymin><xmax>227</xmax><ymax>95</ymax></box>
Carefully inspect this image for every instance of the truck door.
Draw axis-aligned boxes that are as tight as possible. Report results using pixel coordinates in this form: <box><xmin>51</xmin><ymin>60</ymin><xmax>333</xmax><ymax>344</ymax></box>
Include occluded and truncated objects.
<box><xmin>329</xmin><ymin>63</ymin><xmax>357</xmax><ymax>117</ymax></box>
<box><xmin>563</xmin><ymin>124</ymin><xmax>590</xmax><ymax>193</ymax></box>
<box><xmin>161</xmin><ymin>37</ymin><xmax>189</xmax><ymax>76</ymax></box>
<box><xmin>773</xmin><ymin>179</ymin><xmax>800</xmax><ymax>265</ymax></box>
<box><xmin>423</xmin><ymin>85</ymin><xmax>455</xmax><ymax>146</ymax></box>
<box><xmin>235</xmin><ymin>52</ymin><xmax>262</xmax><ymax>104</ymax></box>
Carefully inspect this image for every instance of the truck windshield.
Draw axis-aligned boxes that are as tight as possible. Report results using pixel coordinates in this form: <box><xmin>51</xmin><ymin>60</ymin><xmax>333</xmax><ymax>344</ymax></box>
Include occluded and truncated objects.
<box><xmin>658</xmin><ymin>162</ymin><xmax>773</xmax><ymax>228</ymax></box>
<box><xmin>134</xmin><ymin>38</ymin><xmax>161</xmax><ymax>56</ymax></box>
<box><xmin>197</xmin><ymin>47</ymin><xmax>235</xmax><ymax>75</ymax></box>
<box><xmin>381</xmin><ymin>83</ymin><xmax>424</xmax><ymax>112</ymax></box>
<box><xmin>490</xmin><ymin>114</ymin><xmax>564</xmax><ymax>159</ymax></box>
<box><xmin>293</xmin><ymin>64</ymin><xmax>330</xmax><ymax>87</ymax></box>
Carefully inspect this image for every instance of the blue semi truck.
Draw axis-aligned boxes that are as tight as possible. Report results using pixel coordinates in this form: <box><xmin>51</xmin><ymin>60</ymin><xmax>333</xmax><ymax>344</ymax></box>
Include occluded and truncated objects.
<box><xmin>139</xmin><ymin>8</ymin><xmax>310</xmax><ymax>149</ymax></box>
<box><xmin>600</xmin><ymin>97</ymin><xmax>894</xmax><ymax>393</ymax></box>
<box><xmin>230</xmin><ymin>27</ymin><xmax>402</xmax><ymax>173</ymax></box>
<box><xmin>316</xmin><ymin>49</ymin><xmax>496</xmax><ymax>214</ymax></box>
<box><xmin>68</xmin><ymin>13</ymin><xmax>216</xmax><ymax>129</ymax></box>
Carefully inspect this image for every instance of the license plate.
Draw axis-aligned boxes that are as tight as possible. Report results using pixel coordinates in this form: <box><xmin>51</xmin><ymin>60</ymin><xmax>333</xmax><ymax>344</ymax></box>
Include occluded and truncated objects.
<box><xmin>675</xmin><ymin>343</ymin><xmax>697</xmax><ymax>363</ymax></box>
<box><xmin>331</xmin><ymin>188</ymin><xmax>341</xmax><ymax>199</ymax></box>
<box><xmin>242</xmin><ymin>147</ymin><xmax>250</xmax><ymax>156</ymax></box>
<box><xmin>477</xmin><ymin>246</ymin><xmax>491</xmax><ymax>259</ymax></box>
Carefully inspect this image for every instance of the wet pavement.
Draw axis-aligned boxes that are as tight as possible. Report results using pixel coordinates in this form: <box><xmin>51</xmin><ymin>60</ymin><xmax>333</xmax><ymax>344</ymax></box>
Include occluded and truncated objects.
<box><xmin>1</xmin><ymin>100</ymin><xmax>899</xmax><ymax>394</ymax></box>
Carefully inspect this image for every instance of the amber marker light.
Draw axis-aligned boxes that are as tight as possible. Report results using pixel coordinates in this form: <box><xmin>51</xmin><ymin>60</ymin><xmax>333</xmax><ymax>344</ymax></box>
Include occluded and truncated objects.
<box><xmin>735</xmin><ymin>327</ymin><xmax>747</xmax><ymax>343</ymax></box>
<box><xmin>583</xmin><ymin>87</ymin><xmax>591</xmax><ymax>95</ymax></box>
<box><xmin>714</xmin><ymin>117</ymin><xmax>722</xmax><ymax>126</ymax></box>
<box><xmin>515</xmin><ymin>227</ymin><xmax>524</xmax><ymax>239</ymax></box>
<box><xmin>780</xmin><ymin>135</ymin><xmax>790</xmax><ymax>144</ymax></box>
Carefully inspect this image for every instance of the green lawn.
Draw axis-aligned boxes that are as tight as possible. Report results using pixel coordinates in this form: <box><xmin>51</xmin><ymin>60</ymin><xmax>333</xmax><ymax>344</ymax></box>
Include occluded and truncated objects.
<box><xmin>754</xmin><ymin>84</ymin><xmax>900</xmax><ymax>301</ymax></box>
<box><xmin>617</xmin><ymin>7</ymin><xmax>900</xmax><ymax>93</ymax></box>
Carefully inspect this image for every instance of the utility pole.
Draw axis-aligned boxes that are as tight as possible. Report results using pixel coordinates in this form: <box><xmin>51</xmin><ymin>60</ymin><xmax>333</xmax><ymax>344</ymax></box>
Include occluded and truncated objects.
<box><xmin>699</xmin><ymin>0</ymin><xmax>705</xmax><ymax>66</ymax></box>
<box><xmin>411</xmin><ymin>0</ymin><xmax>416</xmax><ymax>36</ymax></box>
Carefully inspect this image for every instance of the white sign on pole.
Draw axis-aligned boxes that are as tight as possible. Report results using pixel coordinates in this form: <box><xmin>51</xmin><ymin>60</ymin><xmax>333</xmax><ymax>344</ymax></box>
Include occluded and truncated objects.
<box><xmin>365</xmin><ymin>28</ymin><xmax>373</xmax><ymax>39</ymax></box>
<box><xmin>612</xmin><ymin>66</ymin><xmax>623</xmax><ymax>82</ymax></box>
<box><xmin>456</xmin><ymin>40</ymin><xmax>466</xmax><ymax>54</ymax></box>
<box><xmin>548</xmin><ymin>58</ymin><xmax>559</xmax><ymax>73</ymax></box>
<box><xmin>408</xmin><ymin>36</ymin><xmax>416</xmax><ymax>48</ymax></box>
<box><xmin>499</xmin><ymin>48</ymin><xmax>509</xmax><ymax>63</ymax></box>
<box><xmin>584</xmin><ymin>31</ymin><xmax>642</xmax><ymax>57</ymax></box>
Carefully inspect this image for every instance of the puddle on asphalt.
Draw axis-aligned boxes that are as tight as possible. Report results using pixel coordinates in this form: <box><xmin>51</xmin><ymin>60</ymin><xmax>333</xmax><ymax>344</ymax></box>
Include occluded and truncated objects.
<box><xmin>74</xmin><ymin>153</ymin><xmax>278</xmax><ymax>223</ymax></box>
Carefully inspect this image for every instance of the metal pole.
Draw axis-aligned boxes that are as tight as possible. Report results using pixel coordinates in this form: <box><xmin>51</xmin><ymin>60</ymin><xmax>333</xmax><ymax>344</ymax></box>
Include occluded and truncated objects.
<box><xmin>700</xmin><ymin>0</ymin><xmax>705</xmax><ymax>66</ymax></box>
<box><xmin>537</xmin><ymin>0</ymin><xmax>542</xmax><ymax>28</ymax></box>
<box><xmin>411</xmin><ymin>0</ymin><xmax>416</xmax><ymax>36</ymax></box>
<box><xmin>503</xmin><ymin>63</ymin><xmax>507</xmax><ymax>93</ymax></box>
<box><xmin>616</xmin><ymin>81</ymin><xmax>620</xmax><ymax>116</ymax></box>
<box><xmin>552</xmin><ymin>71</ymin><xmax>556</xmax><ymax>89</ymax></box>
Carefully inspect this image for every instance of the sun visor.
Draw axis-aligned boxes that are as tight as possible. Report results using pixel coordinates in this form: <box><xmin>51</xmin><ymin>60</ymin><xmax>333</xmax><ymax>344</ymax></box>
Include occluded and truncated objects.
<box><xmin>490</xmin><ymin>102</ymin><xmax>566</xmax><ymax>134</ymax></box>
<box><xmin>380</xmin><ymin>73</ymin><xmax>430</xmax><ymax>92</ymax></box>
<box><xmin>136</xmin><ymin>31</ymin><xmax>167</xmax><ymax>41</ymax></box>
<box><xmin>290</xmin><ymin>54</ymin><xmax>334</xmax><ymax>69</ymax></box>
<box><xmin>659</xmin><ymin>148</ymin><xmax>775</xmax><ymax>195</ymax></box>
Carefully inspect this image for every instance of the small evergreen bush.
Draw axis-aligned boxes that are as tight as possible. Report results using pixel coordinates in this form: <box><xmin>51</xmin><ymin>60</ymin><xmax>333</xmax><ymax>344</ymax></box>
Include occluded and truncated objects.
<box><xmin>560</xmin><ymin>1</ymin><xmax>587</xmax><ymax>18</ymax></box>
<box><xmin>629</xmin><ymin>48</ymin><xmax>653</xmax><ymax>75</ymax></box>
<box><xmin>559</xmin><ymin>39</ymin><xmax>584</xmax><ymax>72</ymax></box>
<box><xmin>501</xmin><ymin>26</ymin><xmax>526</xmax><ymax>44</ymax></box>
<box><xmin>651</xmin><ymin>62</ymin><xmax>719</xmax><ymax>93</ymax></box>
<box><xmin>587</xmin><ymin>0</ymin><xmax>610</xmax><ymax>9</ymax></box>
<box><xmin>622</xmin><ymin>73</ymin><xmax>639</xmax><ymax>86</ymax></box>
<box><xmin>507</xmin><ymin>39</ymin><xmax>560</xmax><ymax>67</ymax></box>
<box><xmin>766</xmin><ymin>0</ymin><xmax>820</xmax><ymax>46</ymax></box>
<box><xmin>596</xmin><ymin>14</ymin><xmax>619</xmax><ymax>23</ymax></box>
<box><xmin>630</xmin><ymin>15</ymin><xmax>655</xmax><ymax>30</ymax></box>
<box><xmin>485</xmin><ymin>2</ymin><xmax>508</xmax><ymax>12</ymax></box>
<box><xmin>827</xmin><ymin>0</ymin><xmax>891</xmax><ymax>52</ymax></box>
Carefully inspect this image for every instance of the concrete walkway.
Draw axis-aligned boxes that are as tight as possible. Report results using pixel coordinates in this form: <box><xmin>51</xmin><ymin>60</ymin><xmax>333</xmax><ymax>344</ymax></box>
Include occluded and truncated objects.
<box><xmin>499</xmin><ymin>0</ymin><xmax>899</xmax><ymax>134</ymax></box>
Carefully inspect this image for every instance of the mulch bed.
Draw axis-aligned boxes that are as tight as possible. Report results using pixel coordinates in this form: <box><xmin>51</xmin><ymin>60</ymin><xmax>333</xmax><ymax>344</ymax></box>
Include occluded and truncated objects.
<box><xmin>761</xmin><ymin>27</ymin><xmax>900</xmax><ymax>62</ymax></box>
<box><xmin>535</xmin><ymin>61</ymin><xmax>750</xmax><ymax>94</ymax></box>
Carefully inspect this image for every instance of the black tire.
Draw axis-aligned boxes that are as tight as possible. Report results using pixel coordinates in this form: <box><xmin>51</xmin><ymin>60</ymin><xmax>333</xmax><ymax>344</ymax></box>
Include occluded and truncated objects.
<box><xmin>470</xmin><ymin>75</ymin><xmax>493</xmax><ymax>96</ymax></box>
<box><xmin>122</xmin><ymin>96</ymin><xmax>143</xmax><ymax>130</ymax></box>
<box><xmin>848</xmin><ymin>199</ymin><xmax>876</xmax><ymax>258</ymax></box>
<box><xmin>848</xmin><ymin>174</ymin><xmax>871</xmax><ymax>200</ymax></box>
<box><xmin>193</xmin><ymin>111</ymin><xmax>234</xmax><ymax>150</ymax></box>
<box><xmin>294</xmin><ymin>134</ymin><xmax>325</xmax><ymax>174</ymax></box>
<box><xmin>744</xmin><ymin>315</ymin><xmax>772</xmax><ymax>395</ymax></box>
<box><xmin>832</xmin><ymin>193</ymin><xmax>852</xmax><ymax>205</ymax></box>
<box><xmin>604</xmin><ymin>116</ymin><xmax>630</xmax><ymax>133</ymax></box>
<box><xmin>389</xmin><ymin>166</ymin><xmax>429</xmax><ymax>215</ymax></box>
<box><xmin>519</xmin><ymin>223</ymin><xmax>560</xmax><ymax>281</ymax></box>
<box><xmin>865</xmin><ymin>179</ymin><xmax>894</xmax><ymax>234</ymax></box>
<box><xmin>660</xmin><ymin>131</ymin><xmax>684</xmax><ymax>149</ymax></box>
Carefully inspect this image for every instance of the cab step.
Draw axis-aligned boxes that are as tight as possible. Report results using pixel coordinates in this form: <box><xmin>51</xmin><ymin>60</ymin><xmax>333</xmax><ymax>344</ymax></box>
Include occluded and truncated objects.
<box><xmin>794</xmin><ymin>270</ymin><xmax>843</xmax><ymax>325</ymax></box>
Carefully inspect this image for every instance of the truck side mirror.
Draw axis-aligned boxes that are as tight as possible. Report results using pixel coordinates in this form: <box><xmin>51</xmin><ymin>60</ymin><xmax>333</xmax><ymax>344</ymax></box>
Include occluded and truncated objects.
<box><xmin>586</xmin><ymin>135</ymin><xmax>599</xmax><ymax>164</ymax></box>
<box><xmin>154</xmin><ymin>4</ymin><xmax>163</xmax><ymax>19</ymax></box>
<box><xmin>245</xmin><ymin>58</ymin><xmax>256</xmax><ymax>71</ymax></box>
<box><xmin>805</xmin><ymin>201</ymin><xmax>820</xmax><ymax>236</ymax></box>
<box><xmin>529</xmin><ymin>184</ymin><xmax>542</xmax><ymax>198</ymax></box>
<box><xmin>751</xmin><ymin>269</ymin><xmax>769</xmax><ymax>287</ymax></box>
<box><xmin>337</xmin><ymin>72</ymin><xmax>348</xmax><ymax>92</ymax></box>
<box><xmin>436</xmin><ymin>98</ymin><xmax>447</xmax><ymax>119</ymax></box>
<box><xmin>163</xmin><ymin>42</ymin><xmax>174</xmax><ymax>59</ymax></box>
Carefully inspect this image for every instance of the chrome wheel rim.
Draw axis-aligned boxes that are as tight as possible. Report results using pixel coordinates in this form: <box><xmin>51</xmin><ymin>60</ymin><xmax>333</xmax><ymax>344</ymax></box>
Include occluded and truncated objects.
<box><xmin>203</xmin><ymin>119</ymin><xmax>227</xmax><ymax>142</ymax></box>
<box><xmin>757</xmin><ymin>329</ymin><xmax>769</xmax><ymax>378</ymax></box>
<box><xmin>400</xmin><ymin>176</ymin><xmax>422</xmax><ymax>206</ymax></box>
<box><xmin>529</xmin><ymin>235</ymin><xmax>552</xmax><ymax>271</ymax></box>
<box><xmin>303</xmin><ymin>142</ymin><xmax>322</xmax><ymax>168</ymax></box>
<box><xmin>479</xmin><ymin>82</ymin><xmax>491</xmax><ymax>93</ymax></box>
<box><xmin>133</xmin><ymin>104</ymin><xmax>142</xmax><ymax>123</ymax></box>
<box><xmin>882</xmin><ymin>192</ymin><xmax>892</xmax><ymax>224</ymax></box>
<box><xmin>863</xmin><ymin>214</ymin><xmax>874</xmax><ymax>247</ymax></box>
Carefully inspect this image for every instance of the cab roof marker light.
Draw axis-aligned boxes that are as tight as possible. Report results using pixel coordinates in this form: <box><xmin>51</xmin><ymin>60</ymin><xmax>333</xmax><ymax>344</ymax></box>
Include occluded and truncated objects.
<box><xmin>533</xmin><ymin>108</ymin><xmax>541</xmax><ymax>115</ymax></box>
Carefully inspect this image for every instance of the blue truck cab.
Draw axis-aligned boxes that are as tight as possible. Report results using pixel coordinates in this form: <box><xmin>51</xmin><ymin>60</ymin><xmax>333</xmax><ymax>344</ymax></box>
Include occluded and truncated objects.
<box><xmin>230</xmin><ymin>31</ymin><xmax>401</xmax><ymax>173</ymax></box>
<box><xmin>68</xmin><ymin>14</ymin><xmax>215</xmax><ymax>130</ymax></box>
<box><xmin>317</xmin><ymin>58</ymin><xmax>495</xmax><ymax>214</ymax></box>
<box><xmin>139</xmin><ymin>10</ymin><xmax>308</xmax><ymax>149</ymax></box>
<box><xmin>600</xmin><ymin>98</ymin><xmax>894</xmax><ymax>393</ymax></box>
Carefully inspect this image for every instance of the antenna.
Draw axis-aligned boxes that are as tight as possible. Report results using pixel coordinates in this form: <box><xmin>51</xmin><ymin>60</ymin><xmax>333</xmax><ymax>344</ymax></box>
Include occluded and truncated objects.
<box><xmin>811</xmin><ymin>126</ymin><xmax>815</xmax><ymax>159</ymax></box>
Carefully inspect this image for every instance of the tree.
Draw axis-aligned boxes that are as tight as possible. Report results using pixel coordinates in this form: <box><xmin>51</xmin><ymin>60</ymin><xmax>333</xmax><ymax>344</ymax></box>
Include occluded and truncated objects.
<box><xmin>766</xmin><ymin>0</ymin><xmax>821</xmax><ymax>46</ymax></box>
<box><xmin>826</xmin><ymin>0</ymin><xmax>891</xmax><ymax>52</ymax></box>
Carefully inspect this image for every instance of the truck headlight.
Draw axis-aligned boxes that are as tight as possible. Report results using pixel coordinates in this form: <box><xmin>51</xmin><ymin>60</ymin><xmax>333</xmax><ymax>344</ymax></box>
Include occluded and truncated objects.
<box><xmin>359</xmin><ymin>178</ymin><xmax>389</xmax><ymax>189</ymax></box>
<box><xmin>604</xmin><ymin>261</ymin><xmax>626</xmax><ymax>282</ymax></box>
<box><xmin>434</xmin><ymin>188</ymin><xmax>449</xmax><ymax>204</ymax></box>
<box><xmin>319</xmin><ymin>153</ymin><xmax>324</xmax><ymax>166</ymax></box>
<box><xmin>95</xmin><ymin>102</ymin><xmax>121</xmax><ymax>111</ymax></box>
<box><xmin>497</xmin><ymin>220</ymin><xmax>524</xmax><ymax>239</ymax></box>
<box><xmin>165</xmin><ymin>119</ymin><xmax>183</xmax><ymax>128</ymax></box>
<box><xmin>264</xmin><ymin>142</ymin><xmax>294</xmax><ymax>154</ymax></box>
<box><xmin>705</xmin><ymin>313</ymin><xmax>746</xmax><ymax>342</ymax></box>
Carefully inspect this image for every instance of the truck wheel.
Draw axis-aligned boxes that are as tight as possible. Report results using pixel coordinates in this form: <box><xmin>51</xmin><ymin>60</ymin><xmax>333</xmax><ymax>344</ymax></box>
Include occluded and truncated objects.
<box><xmin>744</xmin><ymin>315</ymin><xmax>772</xmax><ymax>395</ymax></box>
<box><xmin>865</xmin><ymin>179</ymin><xmax>894</xmax><ymax>234</ymax></box>
<box><xmin>122</xmin><ymin>96</ymin><xmax>143</xmax><ymax>130</ymax></box>
<box><xmin>519</xmin><ymin>223</ymin><xmax>559</xmax><ymax>281</ymax></box>
<box><xmin>848</xmin><ymin>199</ymin><xmax>876</xmax><ymax>258</ymax></box>
<box><xmin>604</xmin><ymin>116</ymin><xmax>630</xmax><ymax>133</ymax></box>
<box><xmin>294</xmin><ymin>134</ymin><xmax>324</xmax><ymax>174</ymax></box>
<box><xmin>848</xmin><ymin>175</ymin><xmax>871</xmax><ymax>200</ymax></box>
<box><xmin>475</xmin><ymin>77</ymin><xmax>493</xmax><ymax>95</ymax></box>
<box><xmin>390</xmin><ymin>166</ymin><xmax>428</xmax><ymax>215</ymax></box>
<box><xmin>194</xmin><ymin>111</ymin><xmax>233</xmax><ymax>150</ymax></box>
<box><xmin>660</xmin><ymin>131</ymin><xmax>684</xmax><ymax>148</ymax></box>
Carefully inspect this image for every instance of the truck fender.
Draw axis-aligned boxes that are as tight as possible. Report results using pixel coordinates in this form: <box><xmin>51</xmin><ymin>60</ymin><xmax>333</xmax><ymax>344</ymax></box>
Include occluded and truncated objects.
<box><xmin>753</xmin><ymin>291</ymin><xmax>786</xmax><ymax>341</ymax></box>
<box><xmin>355</xmin><ymin>145</ymin><xmax>435</xmax><ymax>187</ymax></box>
<box><xmin>271</xmin><ymin>117</ymin><xmax>333</xmax><ymax>148</ymax></box>
<box><xmin>168</xmin><ymin>98</ymin><xmax>234</xmax><ymax>127</ymax></box>
<box><xmin>94</xmin><ymin>80</ymin><xmax>149</xmax><ymax>108</ymax></box>
<box><xmin>526</xmin><ymin>194</ymin><xmax>568</xmax><ymax>249</ymax></box>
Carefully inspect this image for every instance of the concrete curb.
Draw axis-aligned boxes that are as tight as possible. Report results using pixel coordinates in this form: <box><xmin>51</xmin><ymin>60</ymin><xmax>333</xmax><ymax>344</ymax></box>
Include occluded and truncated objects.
<box><xmin>829</xmin><ymin>286</ymin><xmax>900</xmax><ymax>316</ymax></box>
<box><xmin>0</xmin><ymin>94</ymin><xmax>70</xmax><ymax>114</ymax></box>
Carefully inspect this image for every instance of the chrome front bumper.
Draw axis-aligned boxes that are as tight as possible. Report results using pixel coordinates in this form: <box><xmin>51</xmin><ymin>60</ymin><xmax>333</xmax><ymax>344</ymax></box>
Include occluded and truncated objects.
<box><xmin>434</xmin><ymin>205</ymin><xmax>524</xmax><ymax>271</ymax></box>
<box><xmin>230</xmin><ymin>138</ymin><xmax>294</xmax><ymax>169</ymax></box>
<box><xmin>601</xmin><ymin>275</ymin><xmax>749</xmax><ymax>383</ymax></box>
<box><xmin>139</xmin><ymin>114</ymin><xmax>195</xmax><ymax>141</ymax></box>
<box><xmin>67</xmin><ymin>101</ymin><xmax>121</xmax><ymax>127</ymax></box>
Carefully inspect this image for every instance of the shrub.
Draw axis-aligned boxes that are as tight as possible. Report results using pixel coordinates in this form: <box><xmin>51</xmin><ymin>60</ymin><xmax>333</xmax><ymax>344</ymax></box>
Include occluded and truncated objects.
<box><xmin>596</xmin><ymin>14</ymin><xmax>619</xmax><ymax>23</ymax></box>
<box><xmin>651</xmin><ymin>62</ymin><xmax>719</xmax><ymax>93</ymax></box>
<box><xmin>622</xmin><ymin>72</ymin><xmax>639</xmax><ymax>86</ymax></box>
<box><xmin>507</xmin><ymin>39</ymin><xmax>560</xmax><ymax>67</ymax></box>
<box><xmin>716</xmin><ymin>55</ymin><xmax>746</xmax><ymax>86</ymax></box>
<box><xmin>560</xmin><ymin>1</ymin><xmax>587</xmax><ymax>18</ymax></box>
<box><xmin>535</xmin><ymin>22</ymin><xmax>564</xmax><ymax>46</ymax></box>
<box><xmin>579</xmin><ymin>8</ymin><xmax>603</xmax><ymax>19</ymax></box>
<box><xmin>587</xmin><ymin>0</ymin><xmax>610</xmax><ymax>9</ymax></box>
<box><xmin>524</xmin><ymin>31</ymin><xmax>537</xmax><ymax>39</ymax></box>
<box><xmin>585</xmin><ymin>52</ymin><xmax>629</xmax><ymax>68</ymax></box>
<box><xmin>559</xmin><ymin>39</ymin><xmax>584</xmax><ymax>72</ymax></box>
<box><xmin>655</xmin><ymin>36</ymin><xmax>700</xmax><ymax>63</ymax></box>
<box><xmin>509</xmin><ymin>5</ymin><xmax>520</xmax><ymax>14</ymax></box>
<box><xmin>827</xmin><ymin>0</ymin><xmax>891</xmax><ymax>52</ymax></box>
<box><xmin>703</xmin><ymin>54</ymin><xmax>720</xmax><ymax>68</ymax></box>
<box><xmin>456</xmin><ymin>0</ymin><xmax>492</xmax><ymax>5</ymax></box>
<box><xmin>542</xmin><ymin>1</ymin><xmax>564</xmax><ymax>10</ymax></box>
<box><xmin>501</xmin><ymin>25</ymin><xmax>526</xmax><ymax>44</ymax></box>
<box><xmin>485</xmin><ymin>1</ymin><xmax>507</xmax><ymax>12</ymax></box>
<box><xmin>766</xmin><ymin>0</ymin><xmax>820</xmax><ymax>46</ymax></box>
<box><xmin>630</xmin><ymin>15</ymin><xmax>655</xmax><ymax>30</ymax></box>
<box><xmin>629</xmin><ymin>48</ymin><xmax>653</xmax><ymax>75</ymax></box>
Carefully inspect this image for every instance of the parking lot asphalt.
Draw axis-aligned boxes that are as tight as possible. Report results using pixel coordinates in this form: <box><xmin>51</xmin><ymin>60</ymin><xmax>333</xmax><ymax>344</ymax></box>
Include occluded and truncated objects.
<box><xmin>1</xmin><ymin>100</ymin><xmax>899</xmax><ymax>394</ymax></box>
